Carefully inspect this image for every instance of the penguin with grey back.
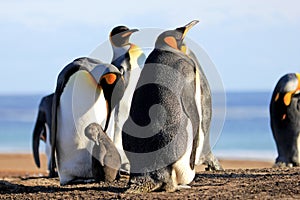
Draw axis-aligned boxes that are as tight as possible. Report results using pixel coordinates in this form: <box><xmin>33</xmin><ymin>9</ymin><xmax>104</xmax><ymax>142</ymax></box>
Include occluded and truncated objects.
<box><xmin>270</xmin><ymin>73</ymin><xmax>300</xmax><ymax>167</ymax></box>
<box><xmin>32</xmin><ymin>93</ymin><xmax>57</xmax><ymax>176</ymax></box>
<box><xmin>122</xmin><ymin>20</ymin><xmax>202</xmax><ymax>193</ymax></box>
<box><xmin>50</xmin><ymin>57</ymin><xmax>125</xmax><ymax>185</ymax></box>
<box><xmin>181</xmin><ymin>44</ymin><xmax>223</xmax><ymax>171</ymax></box>
<box><xmin>84</xmin><ymin>122</ymin><xmax>121</xmax><ymax>182</ymax></box>
<box><xmin>109</xmin><ymin>26</ymin><xmax>146</xmax><ymax>173</ymax></box>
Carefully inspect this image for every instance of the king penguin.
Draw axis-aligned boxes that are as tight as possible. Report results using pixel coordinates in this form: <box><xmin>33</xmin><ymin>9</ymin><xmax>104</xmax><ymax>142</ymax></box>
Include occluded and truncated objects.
<box><xmin>32</xmin><ymin>93</ymin><xmax>56</xmax><ymax>175</ymax></box>
<box><xmin>50</xmin><ymin>57</ymin><xmax>125</xmax><ymax>185</ymax></box>
<box><xmin>122</xmin><ymin>20</ymin><xmax>202</xmax><ymax>193</ymax></box>
<box><xmin>181</xmin><ymin>43</ymin><xmax>223</xmax><ymax>171</ymax></box>
<box><xmin>109</xmin><ymin>26</ymin><xmax>145</xmax><ymax>172</ymax></box>
<box><xmin>270</xmin><ymin>73</ymin><xmax>300</xmax><ymax>167</ymax></box>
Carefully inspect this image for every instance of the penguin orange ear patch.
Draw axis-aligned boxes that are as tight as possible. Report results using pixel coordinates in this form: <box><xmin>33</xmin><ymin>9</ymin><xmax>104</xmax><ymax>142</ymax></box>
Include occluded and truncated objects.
<box><xmin>122</xmin><ymin>32</ymin><xmax>132</xmax><ymax>38</ymax></box>
<box><xmin>283</xmin><ymin>92</ymin><xmax>293</xmax><ymax>106</ymax></box>
<box><xmin>102</xmin><ymin>73</ymin><xmax>117</xmax><ymax>85</ymax></box>
<box><xmin>164</xmin><ymin>36</ymin><xmax>178</xmax><ymax>49</ymax></box>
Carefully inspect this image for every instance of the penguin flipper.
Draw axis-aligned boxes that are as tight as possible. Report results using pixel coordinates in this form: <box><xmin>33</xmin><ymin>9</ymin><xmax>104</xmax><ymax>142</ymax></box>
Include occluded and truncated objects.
<box><xmin>180</xmin><ymin>84</ymin><xmax>200</xmax><ymax>170</ymax></box>
<box><xmin>32</xmin><ymin>107</ymin><xmax>46</xmax><ymax>168</ymax></box>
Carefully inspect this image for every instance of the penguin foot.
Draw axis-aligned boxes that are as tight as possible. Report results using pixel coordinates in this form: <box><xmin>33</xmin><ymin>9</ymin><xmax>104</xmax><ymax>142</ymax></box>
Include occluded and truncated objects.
<box><xmin>199</xmin><ymin>153</ymin><xmax>224</xmax><ymax>171</ymax></box>
<box><xmin>273</xmin><ymin>162</ymin><xmax>298</xmax><ymax>168</ymax></box>
<box><xmin>125</xmin><ymin>176</ymin><xmax>163</xmax><ymax>193</ymax></box>
<box><xmin>120</xmin><ymin>163</ymin><xmax>130</xmax><ymax>174</ymax></box>
<box><xmin>176</xmin><ymin>184</ymin><xmax>191</xmax><ymax>190</ymax></box>
<box><xmin>204</xmin><ymin>160</ymin><xmax>224</xmax><ymax>171</ymax></box>
<box><xmin>125</xmin><ymin>182</ymin><xmax>163</xmax><ymax>194</ymax></box>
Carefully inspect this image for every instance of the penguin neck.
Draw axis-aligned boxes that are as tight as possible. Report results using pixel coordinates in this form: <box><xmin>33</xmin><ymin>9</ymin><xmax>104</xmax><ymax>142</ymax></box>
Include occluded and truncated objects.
<box><xmin>111</xmin><ymin>44</ymin><xmax>130</xmax><ymax>64</ymax></box>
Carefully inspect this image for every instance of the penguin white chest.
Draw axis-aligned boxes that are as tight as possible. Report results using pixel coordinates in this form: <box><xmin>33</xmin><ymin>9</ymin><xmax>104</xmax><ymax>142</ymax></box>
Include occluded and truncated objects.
<box><xmin>57</xmin><ymin>71</ymin><xmax>107</xmax><ymax>185</ymax></box>
<box><xmin>172</xmin><ymin>119</ymin><xmax>195</xmax><ymax>185</ymax></box>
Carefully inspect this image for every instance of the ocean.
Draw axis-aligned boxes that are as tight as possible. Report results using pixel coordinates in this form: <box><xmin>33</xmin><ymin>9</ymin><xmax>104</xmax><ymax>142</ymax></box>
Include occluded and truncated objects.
<box><xmin>0</xmin><ymin>92</ymin><xmax>277</xmax><ymax>162</ymax></box>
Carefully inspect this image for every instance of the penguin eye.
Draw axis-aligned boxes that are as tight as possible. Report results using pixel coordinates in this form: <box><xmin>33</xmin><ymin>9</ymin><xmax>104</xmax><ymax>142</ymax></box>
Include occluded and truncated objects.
<box><xmin>175</xmin><ymin>33</ymin><xmax>182</xmax><ymax>40</ymax></box>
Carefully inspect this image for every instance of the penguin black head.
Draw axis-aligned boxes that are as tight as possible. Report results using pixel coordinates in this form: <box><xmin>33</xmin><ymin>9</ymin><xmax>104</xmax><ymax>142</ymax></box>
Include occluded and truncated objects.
<box><xmin>110</xmin><ymin>26</ymin><xmax>139</xmax><ymax>47</ymax></box>
<box><xmin>100</xmin><ymin>72</ymin><xmax>125</xmax><ymax>131</ymax></box>
<box><xmin>100</xmin><ymin>72</ymin><xmax>125</xmax><ymax>108</ymax></box>
<box><xmin>273</xmin><ymin>73</ymin><xmax>300</xmax><ymax>107</ymax></box>
<box><xmin>155</xmin><ymin>20</ymin><xmax>199</xmax><ymax>50</ymax></box>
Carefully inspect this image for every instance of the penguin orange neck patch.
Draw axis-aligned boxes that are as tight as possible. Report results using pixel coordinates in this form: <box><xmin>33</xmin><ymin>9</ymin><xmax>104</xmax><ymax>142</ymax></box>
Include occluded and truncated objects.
<box><xmin>102</xmin><ymin>73</ymin><xmax>117</xmax><ymax>85</ymax></box>
<box><xmin>180</xmin><ymin>45</ymin><xmax>187</xmax><ymax>54</ymax></box>
<box><xmin>164</xmin><ymin>36</ymin><xmax>178</xmax><ymax>49</ymax></box>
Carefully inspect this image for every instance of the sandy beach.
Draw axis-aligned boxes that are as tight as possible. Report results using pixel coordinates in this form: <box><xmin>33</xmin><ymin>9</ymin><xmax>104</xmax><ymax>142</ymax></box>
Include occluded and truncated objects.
<box><xmin>1</xmin><ymin>153</ymin><xmax>299</xmax><ymax>199</ymax></box>
<box><xmin>0</xmin><ymin>153</ymin><xmax>273</xmax><ymax>177</ymax></box>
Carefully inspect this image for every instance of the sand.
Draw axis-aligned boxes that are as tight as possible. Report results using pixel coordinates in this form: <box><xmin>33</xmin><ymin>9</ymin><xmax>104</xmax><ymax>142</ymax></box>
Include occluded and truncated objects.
<box><xmin>1</xmin><ymin>153</ymin><xmax>299</xmax><ymax>199</ymax></box>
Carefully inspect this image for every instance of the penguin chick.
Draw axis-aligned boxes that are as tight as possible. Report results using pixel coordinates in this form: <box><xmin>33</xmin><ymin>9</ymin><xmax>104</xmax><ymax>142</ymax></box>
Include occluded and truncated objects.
<box><xmin>85</xmin><ymin>122</ymin><xmax>121</xmax><ymax>182</ymax></box>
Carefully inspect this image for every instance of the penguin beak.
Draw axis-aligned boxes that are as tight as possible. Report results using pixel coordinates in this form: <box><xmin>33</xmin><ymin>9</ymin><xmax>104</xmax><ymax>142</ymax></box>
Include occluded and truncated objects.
<box><xmin>121</xmin><ymin>29</ymin><xmax>139</xmax><ymax>38</ymax></box>
<box><xmin>282</xmin><ymin>73</ymin><xmax>300</xmax><ymax>106</ymax></box>
<box><xmin>181</xmin><ymin>20</ymin><xmax>199</xmax><ymax>39</ymax></box>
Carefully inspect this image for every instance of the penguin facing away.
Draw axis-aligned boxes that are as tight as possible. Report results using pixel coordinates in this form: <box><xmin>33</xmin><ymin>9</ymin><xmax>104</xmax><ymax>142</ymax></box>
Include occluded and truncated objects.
<box><xmin>181</xmin><ymin>43</ymin><xmax>223</xmax><ymax>171</ymax></box>
<box><xmin>122</xmin><ymin>20</ymin><xmax>201</xmax><ymax>193</ymax></box>
<box><xmin>50</xmin><ymin>57</ymin><xmax>125</xmax><ymax>185</ymax></box>
<box><xmin>270</xmin><ymin>73</ymin><xmax>300</xmax><ymax>167</ymax></box>
<box><xmin>32</xmin><ymin>93</ymin><xmax>56</xmax><ymax>175</ymax></box>
<box><xmin>84</xmin><ymin>122</ymin><xmax>121</xmax><ymax>182</ymax></box>
<box><xmin>109</xmin><ymin>26</ymin><xmax>146</xmax><ymax>172</ymax></box>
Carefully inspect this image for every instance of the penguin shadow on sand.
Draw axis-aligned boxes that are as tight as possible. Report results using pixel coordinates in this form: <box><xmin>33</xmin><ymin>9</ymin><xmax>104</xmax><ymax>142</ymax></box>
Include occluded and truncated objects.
<box><xmin>84</xmin><ymin>122</ymin><xmax>122</xmax><ymax>182</ymax></box>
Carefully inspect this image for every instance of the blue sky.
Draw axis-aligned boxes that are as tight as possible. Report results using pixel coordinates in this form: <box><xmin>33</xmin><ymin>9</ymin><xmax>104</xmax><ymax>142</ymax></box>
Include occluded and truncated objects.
<box><xmin>0</xmin><ymin>0</ymin><xmax>299</xmax><ymax>94</ymax></box>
